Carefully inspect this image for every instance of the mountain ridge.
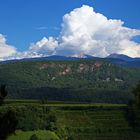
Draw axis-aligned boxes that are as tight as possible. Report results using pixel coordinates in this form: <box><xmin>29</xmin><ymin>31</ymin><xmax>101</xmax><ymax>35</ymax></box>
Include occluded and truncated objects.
<box><xmin>1</xmin><ymin>54</ymin><xmax>140</xmax><ymax>68</ymax></box>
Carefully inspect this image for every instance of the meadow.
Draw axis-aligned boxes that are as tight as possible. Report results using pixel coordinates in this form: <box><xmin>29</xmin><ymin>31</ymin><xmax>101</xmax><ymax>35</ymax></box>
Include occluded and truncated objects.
<box><xmin>7</xmin><ymin>130</ymin><xmax>60</xmax><ymax>140</ymax></box>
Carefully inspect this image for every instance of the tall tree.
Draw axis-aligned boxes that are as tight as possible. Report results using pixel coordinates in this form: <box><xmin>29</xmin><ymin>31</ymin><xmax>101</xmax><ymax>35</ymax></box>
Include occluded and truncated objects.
<box><xmin>133</xmin><ymin>81</ymin><xmax>140</xmax><ymax>108</ymax></box>
<box><xmin>0</xmin><ymin>110</ymin><xmax>18</xmax><ymax>140</ymax></box>
<box><xmin>0</xmin><ymin>85</ymin><xmax>16</xmax><ymax>140</ymax></box>
<box><xmin>0</xmin><ymin>84</ymin><xmax>8</xmax><ymax>105</ymax></box>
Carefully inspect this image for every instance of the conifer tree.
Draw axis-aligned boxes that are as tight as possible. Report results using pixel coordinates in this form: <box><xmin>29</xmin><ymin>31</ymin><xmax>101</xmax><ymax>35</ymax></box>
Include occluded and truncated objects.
<box><xmin>133</xmin><ymin>81</ymin><xmax>140</xmax><ymax>108</ymax></box>
<box><xmin>0</xmin><ymin>84</ymin><xmax>8</xmax><ymax>105</ymax></box>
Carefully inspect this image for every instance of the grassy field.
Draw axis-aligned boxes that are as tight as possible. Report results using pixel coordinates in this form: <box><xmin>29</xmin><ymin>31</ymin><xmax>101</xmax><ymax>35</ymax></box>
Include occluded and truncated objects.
<box><xmin>7</xmin><ymin>130</ymin><xmax>60</xmax><ymax>140</ymax></box>
<box><xmin>2</xmin><ymin>100</ymin><xmax>140</xmax><ymax>140</ymax></box>
<box><xmin>5</xmin><ymin>99</ymin><xmax>127</xmax><ymax>107</ymax></box>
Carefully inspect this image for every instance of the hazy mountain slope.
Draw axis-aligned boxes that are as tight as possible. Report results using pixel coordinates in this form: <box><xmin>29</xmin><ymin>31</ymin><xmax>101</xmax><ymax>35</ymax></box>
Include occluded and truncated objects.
<box><xmin>1</xmin><ymin>54</ymin><xmax>140</xmax><ymax>68</ymax></box>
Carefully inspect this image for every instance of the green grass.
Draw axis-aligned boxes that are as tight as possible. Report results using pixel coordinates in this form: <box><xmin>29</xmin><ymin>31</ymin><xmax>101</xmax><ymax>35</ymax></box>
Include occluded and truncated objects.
<box><xmin>5</xmin><ymin>99</ymin><xmax>127</xmax><ymax>107</ymax></box>
<box><xmin>7</xmin><ymin>130</ymin><xmax>60</xmax><ymax>140</ymax></box>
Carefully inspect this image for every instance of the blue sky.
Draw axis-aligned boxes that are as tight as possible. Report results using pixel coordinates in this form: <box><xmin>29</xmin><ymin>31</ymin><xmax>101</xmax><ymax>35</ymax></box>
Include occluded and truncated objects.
<box><xmin>0</xmin><ymin>0</ymin><xmax>140</xmax><ymax>60</ymax></box>
<box><xmin>0</xmin><ymin>0</ymin><xmax>140</xmax><ymax>51</ymax></box>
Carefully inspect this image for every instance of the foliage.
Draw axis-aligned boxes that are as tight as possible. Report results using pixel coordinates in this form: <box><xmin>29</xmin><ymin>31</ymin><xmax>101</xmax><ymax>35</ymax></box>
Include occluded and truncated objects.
<box><xmin>30</xmin><ymin>134</ymin><xmax>39</xmax><ymax>140</ymax></box>
<box><xmin>126</xmin><ymin>81</ymin><xmax>140</xmax><ymax>132</ymax></box>
<box><xmin>0</xmin><ymin>110</ymin><xmax>18</xmax><ymax>140</ymax></box>
<box><xmin>0</xmin><ymin>105</ymin><xmax>57</xmax><ymax>131</ymax></box>
<box><xmin>133</xmin><ymin>81</ymin><xmax>140</xmax><ymax>108</ymax></box>
<box><xmin>40</xmin><ymin>97</ymin><xmax>48</xmax><ymax>104</ymax></box>
<box><xmin>0</xmin><ymin>84</ymin><xmax>8</xmax><ymax>105</ymax></box>
<box><xmin>46</xmin><ymin>113</ymin><xmax>57</xmax><ymax>131</ymax></box>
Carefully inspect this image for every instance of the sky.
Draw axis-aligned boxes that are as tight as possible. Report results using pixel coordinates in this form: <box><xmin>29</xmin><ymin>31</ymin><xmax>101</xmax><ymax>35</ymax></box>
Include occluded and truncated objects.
<box><xmin>0</xmin><ymin>0</ymin><xmax>140</xmax><ymax>60</ymax></box>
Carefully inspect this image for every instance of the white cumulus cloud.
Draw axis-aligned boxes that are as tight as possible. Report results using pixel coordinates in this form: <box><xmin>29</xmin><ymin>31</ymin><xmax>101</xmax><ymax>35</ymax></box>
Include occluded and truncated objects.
<box><xmin>0</xmin><ymin>34</ymin><xmax>17</xmax><ymax>60</ymax></box>
<box><xmin>1</xmin><ymin>5</ymin><xmax>140</xmax><ymax>60</ymax></box>
<box><xmin>29</xmin><ymin>37</ymin><xmax>58</xmax><ymax>56</ymax></box>
<box><xmin>4</xmin><ymin>37</ymin><xmax>58</xmax><ymax>60</ymax></box>
<box><xmin>27</xmin><ymin>5</ymin><xmax>140</xmax><ymax>58</ymax></box>
<box><xmin>56</xmin><ymin>5</ymin><xmax>140</xmax><ymax>57</ymax></box>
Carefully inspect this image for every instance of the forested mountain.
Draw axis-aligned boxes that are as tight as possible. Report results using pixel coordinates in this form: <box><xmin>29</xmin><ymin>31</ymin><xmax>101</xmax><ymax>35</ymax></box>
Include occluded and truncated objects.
<box><xmin>0</xmin><ymin>59</ymin><xmax>140</xmax><ymax>103</ymax></box>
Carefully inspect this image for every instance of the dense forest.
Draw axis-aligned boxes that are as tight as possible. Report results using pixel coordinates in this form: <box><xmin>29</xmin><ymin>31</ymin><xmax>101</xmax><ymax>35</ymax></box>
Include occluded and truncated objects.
<box><xmin>0</xmin><ymin>59</ymin><xmax>140</xmax><ymax>103</ymax></box>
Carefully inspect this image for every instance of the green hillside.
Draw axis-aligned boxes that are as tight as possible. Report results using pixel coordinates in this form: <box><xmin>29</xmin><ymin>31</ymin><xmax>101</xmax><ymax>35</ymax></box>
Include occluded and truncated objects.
<box><xmin>0</xmin><ymin>59</ymin><xmax>140</xmax><ymax>103</ymax></box>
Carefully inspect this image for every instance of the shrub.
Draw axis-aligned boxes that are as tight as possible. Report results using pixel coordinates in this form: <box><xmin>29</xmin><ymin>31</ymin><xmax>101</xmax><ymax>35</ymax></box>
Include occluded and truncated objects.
<box><xmin>30</xmin><ymin>134</ymin><xmax>39</xmax><ymax>140</ymax></box>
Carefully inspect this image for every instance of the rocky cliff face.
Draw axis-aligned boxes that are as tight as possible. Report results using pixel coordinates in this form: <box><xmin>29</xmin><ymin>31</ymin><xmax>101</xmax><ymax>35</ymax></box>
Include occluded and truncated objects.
<box><xmin>39</xmin><ymin>61</ymin><xmax>104</xmax><ymax>75</ymax></box>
